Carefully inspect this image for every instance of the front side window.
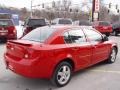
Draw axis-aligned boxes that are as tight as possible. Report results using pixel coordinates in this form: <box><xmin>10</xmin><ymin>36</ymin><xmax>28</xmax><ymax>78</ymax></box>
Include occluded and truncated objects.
<box><xmin>84</xmin><ymin>29</ymin><xmax>102</xmax><ymax>42</ymax></box>
<box><xmin>22</xmin><ymin>27</ymin><xmax>56</xmax><ymax>42</ymax></box>
<box><xmin>64</xmin><ymin>29</ymin><xmax>86</xmax><ymax>44</ymax></box>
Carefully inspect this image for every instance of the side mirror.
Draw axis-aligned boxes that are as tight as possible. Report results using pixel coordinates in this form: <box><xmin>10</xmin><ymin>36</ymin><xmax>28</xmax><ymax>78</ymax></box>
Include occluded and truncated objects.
<box><xmin>102</xmin><ymin>35</ymin><xmax>109</xmax><ymax>41</ymax></box>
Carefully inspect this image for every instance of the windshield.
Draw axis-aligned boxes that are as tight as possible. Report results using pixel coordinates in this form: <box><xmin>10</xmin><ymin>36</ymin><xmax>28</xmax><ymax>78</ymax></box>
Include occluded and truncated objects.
<box><xmin>0</xmin><ymin>20</ymin><xmax>13</xmax><ymax>26</ymax></box>
<box><xmin>21</xmin><ymin>26</ymin><xmax>56</xmax><ymax>42</ymax></box>
<box><xmin>59</xmin><ymin>19</ymin><xmax>72</xmax><ymax>24</ymax></box>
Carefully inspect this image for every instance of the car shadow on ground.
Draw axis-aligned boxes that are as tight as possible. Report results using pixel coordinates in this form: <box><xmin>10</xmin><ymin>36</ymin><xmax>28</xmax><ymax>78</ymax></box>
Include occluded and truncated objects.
<box><xmin>3</xmin><ymin>61</ymin><xmax>108</xmax><ymax>90</ymax></box>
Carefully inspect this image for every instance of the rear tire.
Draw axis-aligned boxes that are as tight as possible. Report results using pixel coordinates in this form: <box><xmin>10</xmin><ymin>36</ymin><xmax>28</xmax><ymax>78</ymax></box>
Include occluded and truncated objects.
<box><xmin>51</xmin><ymin>62</ymin><xmax>72</xmax><ymax>87</ymax></box>
<box><xmin>107</xmin><ymin>47</ymin><xmax>117</xmax><ymax>64</ymax></box>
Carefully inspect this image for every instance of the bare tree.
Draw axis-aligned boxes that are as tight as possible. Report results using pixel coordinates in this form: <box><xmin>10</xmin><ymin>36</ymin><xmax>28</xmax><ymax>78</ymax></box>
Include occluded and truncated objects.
<box><xmin>20</xmin><ymin>7</ymin><xmax>30</xmax><ymax>20</ymax></box>
<box><xmin>53</xmin><ymin>0</ymin><xmax>71</xmax><ymax>18</ymax></box>
<box><xmin>62</xmin><ymin>0</ymin><xmax>71</xmax><ymax>18</ymax></box>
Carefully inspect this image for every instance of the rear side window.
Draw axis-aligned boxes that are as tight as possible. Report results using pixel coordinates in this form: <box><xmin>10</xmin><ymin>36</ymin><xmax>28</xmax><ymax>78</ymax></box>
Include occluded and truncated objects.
<box><xmin>99</xmin><ymin>22</ymin><xmax>110</xmax><ymax>26</ymax></box>
<box><xmin>59</xmin><ymin>19</ymin><xmax>72</xmax><ymax>24</ymax></box>
<box><xmin>22</xmin><ymin>27</ymin><xmax>56</xmax><ymax>42</ymax></box>
<box><xmin>0</xmin><ymin>20</ymin><xmax>13</xmax><ymax>26</ymax></box>
<box><xmin>64</xmin><ymin>29</ymin><xmax>86</xmax><ymax>44</ymax></box>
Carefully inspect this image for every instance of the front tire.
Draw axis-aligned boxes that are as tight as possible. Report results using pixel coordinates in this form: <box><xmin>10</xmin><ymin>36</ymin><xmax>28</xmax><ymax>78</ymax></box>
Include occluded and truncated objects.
<box><xmin>107</xmin><ymin>47</ymin><xmax>117</xmax><ymax>63</ymax></box>
<box><xmin>51</xmin><ymin>62</ymin><xmax>72</xmax><ymax>87</ymax></box>
<box><xmin>105</xmin><ymin>33</ymin><xmax>110</xmax><ymax>37</ymax></box>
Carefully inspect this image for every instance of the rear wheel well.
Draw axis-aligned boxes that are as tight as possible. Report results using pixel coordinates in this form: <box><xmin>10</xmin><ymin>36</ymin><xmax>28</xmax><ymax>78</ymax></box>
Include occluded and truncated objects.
<box><xmin>56</xmin><ymin>58</ymin><xmax>75</xmax><ymax>71</ymax></box>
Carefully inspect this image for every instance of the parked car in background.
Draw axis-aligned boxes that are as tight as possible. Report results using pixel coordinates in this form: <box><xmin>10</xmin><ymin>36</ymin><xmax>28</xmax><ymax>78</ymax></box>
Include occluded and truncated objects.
<box><xmin>23</xmin><ymin>18</ymin><xmax>46</xmax><ymax>36</ymax></box>
<box><xmin>93</xmin><ymin>21</ymin><xmax>112</xmax><ymax>36</ymax></box>
<box><xmin>112</xmin><ymin>22</ymin><xmax>120</xmax><ymax>36</ymax></box>
<box><xmin>74</xmin><ymin>20</ymin><xmax>92</xmax><ymax>26</ymax></box>
<box><xmin>4</xmin><ymin>25</ymin><xmax>118</xmax><ymax>87</ymax></box>
<box><xmin>0</xmin><ymin>19</ymin><xmax>17</xmax><ymax>41</ymax></box>
<box><xmin>52</xmin><ymin>18</ymin><xmax>72</xmax><ymax>25</ymax></box>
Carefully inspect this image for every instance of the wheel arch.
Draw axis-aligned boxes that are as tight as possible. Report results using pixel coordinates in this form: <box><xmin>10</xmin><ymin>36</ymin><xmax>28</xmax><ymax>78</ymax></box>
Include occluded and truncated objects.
<box><xmin>56</xmin><ymin>58</ymin><xmax>75</xmax><ymax>71</ymax></box>
<box><xmin>112</xmin><ymin>45</ymin><xmax>118</xmax><ymax>54</ymax></box>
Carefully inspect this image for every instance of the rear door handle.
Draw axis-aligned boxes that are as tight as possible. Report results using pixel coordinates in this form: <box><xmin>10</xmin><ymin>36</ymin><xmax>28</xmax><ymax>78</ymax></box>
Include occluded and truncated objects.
<box><xmin>72</xmin><ymin>47</ymin><xmax>79</xmax><ymax>50</ymax></box>
<box><xmin>94</xmin><ymin>45</ymin><xmax>98</xmax><ymax>48</ymax></box>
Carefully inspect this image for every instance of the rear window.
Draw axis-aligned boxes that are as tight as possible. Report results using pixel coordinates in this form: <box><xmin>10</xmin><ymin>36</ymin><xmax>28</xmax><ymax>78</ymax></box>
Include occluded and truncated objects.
<box><xmin>21</xmin><ymin>26</ymin><xmax>56</xmax><ymax>42</ymax></box>
<box><xmin>99</xmin><ymin>22</ymin><xmax>110</xmax><ymax>26</ymax></box>
<box><xmin>0</xmin><ymin>20</ymin><xmax>13</xmax><ymax>26</ymax></box>
<box><xmin>59</xmin><ymin>19</ymin><xmax>72</xmax><ymax>24</ymax></box>
<box><xmin>27</xmin><ymin>19</ymin><xmax>46</xmax><ymax>27</ymax></box>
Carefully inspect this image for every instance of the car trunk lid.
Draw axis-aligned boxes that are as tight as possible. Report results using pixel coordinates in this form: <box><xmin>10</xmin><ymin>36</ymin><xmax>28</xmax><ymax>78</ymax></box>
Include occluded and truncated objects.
<box><xmin>6</xmin><ymin>40</ymin><xmax>35</xmax><ymax>61</ymax></box>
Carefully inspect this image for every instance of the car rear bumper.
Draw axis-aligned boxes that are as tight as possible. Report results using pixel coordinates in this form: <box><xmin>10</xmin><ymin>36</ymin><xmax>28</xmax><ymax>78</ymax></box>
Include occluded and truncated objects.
<box><xmin>4</xmin><ymin>53</ymin><xmax>53</xmax><ymax>79</ymax></box>
<box><xmin>0</xmin><ymin>34</ymin><xmax>17</xmax><ymax>40</ymax></box>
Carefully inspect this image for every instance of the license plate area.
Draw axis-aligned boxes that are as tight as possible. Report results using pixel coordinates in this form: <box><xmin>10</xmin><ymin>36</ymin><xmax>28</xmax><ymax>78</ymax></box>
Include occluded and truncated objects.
<box><xmin>0</xmin><ymin>30</ymin><xmax>8</xmax><ymax>35</ymax></box>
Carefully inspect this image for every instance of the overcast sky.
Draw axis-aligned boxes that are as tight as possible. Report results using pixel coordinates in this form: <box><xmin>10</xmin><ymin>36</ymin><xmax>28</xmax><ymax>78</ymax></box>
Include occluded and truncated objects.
<box><xmin>0</xmin><ymin>0</ymin><xmax>120</xmax><ymax>9</ymax></box>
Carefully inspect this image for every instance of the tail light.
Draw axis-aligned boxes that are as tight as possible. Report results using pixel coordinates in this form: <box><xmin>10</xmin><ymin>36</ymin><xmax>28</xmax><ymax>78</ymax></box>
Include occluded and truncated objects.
<box><xmin>24</xmin><ymin>54</ymin><xmax>29</xmax><ymax>59</ymax></box>
<box><xmin>6</xmin><ymin>26</ymin><xmax>16</xmax><ymax>34</ymax></box>
<box><xmin>13</xmin><ymin>29</ymin><xmax>17</xmax><ymax>34</ymax></box>
<box><xmin>24</xmin><ymin>48</ymin><xmax>34</xmax><ymax>59</ymax></box>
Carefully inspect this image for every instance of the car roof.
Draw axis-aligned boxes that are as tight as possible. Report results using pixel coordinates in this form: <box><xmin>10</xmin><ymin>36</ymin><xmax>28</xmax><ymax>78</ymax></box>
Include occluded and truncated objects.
<box><xmin>36</xmin><ymin>25</ymin><xmax>92</xmax><ymax>31</ymax></box>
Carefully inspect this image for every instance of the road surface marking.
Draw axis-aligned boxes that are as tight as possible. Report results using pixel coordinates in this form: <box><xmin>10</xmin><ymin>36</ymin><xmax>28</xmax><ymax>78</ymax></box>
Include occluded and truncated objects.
<box><xmin>89</xmin><ymin>69</ymin><xmax>120</xmax><ymax>74</ymax></box>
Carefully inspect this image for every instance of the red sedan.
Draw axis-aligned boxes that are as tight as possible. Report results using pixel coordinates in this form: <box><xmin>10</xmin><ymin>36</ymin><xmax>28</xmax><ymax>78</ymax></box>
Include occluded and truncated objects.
<box><xmin>4</xmin><ymin>26</ymin><xmax>118</xmax><ymax>87</ymax></box>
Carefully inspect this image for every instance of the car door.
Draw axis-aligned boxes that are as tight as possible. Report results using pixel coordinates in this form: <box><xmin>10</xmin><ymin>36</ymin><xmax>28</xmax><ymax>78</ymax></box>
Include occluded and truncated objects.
<box><xmin>83</xmin><ymin>28</ymin><xmax>110</xmax><ymax>64</ymax></box>
<box><xmin>64</xmin><ymin>29</ymin><xmax>93</xmax><ymax>69</ymax></box>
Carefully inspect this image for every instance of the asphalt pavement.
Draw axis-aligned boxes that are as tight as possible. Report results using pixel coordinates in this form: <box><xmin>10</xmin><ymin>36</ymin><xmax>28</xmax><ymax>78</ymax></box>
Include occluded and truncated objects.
<box><xmin>0</xmin><ymin>35</ymin><xmax>120</xmax><ymax>90</ymax></box>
